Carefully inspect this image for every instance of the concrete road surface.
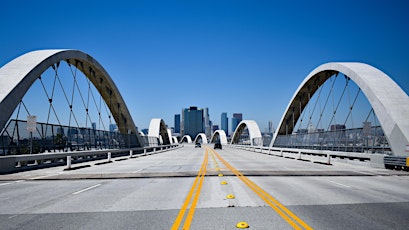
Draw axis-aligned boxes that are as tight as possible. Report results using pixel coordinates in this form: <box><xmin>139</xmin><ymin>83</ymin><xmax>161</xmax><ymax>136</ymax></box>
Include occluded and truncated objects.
<box><xmin>0</xmin><ymin>144</ymin><xmax>408</xmax><ymax>229</ymax></box>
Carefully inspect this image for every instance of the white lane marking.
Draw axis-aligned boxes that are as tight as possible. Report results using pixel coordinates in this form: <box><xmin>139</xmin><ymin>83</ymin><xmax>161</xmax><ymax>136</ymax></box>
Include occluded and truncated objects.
<box><xmin>132</xmin><ymin>169</ymin><xmax>143</xmax><ymax>173</ymax></box>
<box><xmin>8</xmin><ymin>214</ymin><xmax>18</xmax><ymax>219</ymax></box>
<box><xmin>72</xmin><ymin>184</ymin><xmax>102</xmax><ymax>195</ymax></box>
<box><xmin>354</xmin><ymin>171</ymin><xmax>375</xmax><ymax>176</ymax></box>
<box><xmin>0</xmin><ymin>183</ymin><xmax>12</xmax><ymax>186</ymax></box>
<box><xmin>327</xmin><ymin>180</ymin><xmax>351</xmax><ymax>188</ymax></box>
<box><xmin>0</xmin><ymin>180</ymin><xmax>27</xmax><ymax>186</ymax></box>
<box><xmin>30</xmin><ymin>175</ymin><xmax>54</xmax><ymax>180</ymax></box>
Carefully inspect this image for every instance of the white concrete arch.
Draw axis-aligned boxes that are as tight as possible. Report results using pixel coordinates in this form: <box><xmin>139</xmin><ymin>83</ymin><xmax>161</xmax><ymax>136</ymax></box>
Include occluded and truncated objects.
<box><xmin>271</xmin><ymin>62</ymin><xmax>409</xmax><ymax>156</ymax></box>
<box><xmin>0</xmin><ymin>49</ymin><xmax>144</xmax><ymax>146</ymax></box>
<box><xmin>148</xmin><ymin>118</ymin><xmax>171</xmax><ymax>145</ymax></box>
<box><xmin>194</xmin><ymin>133</ymin><xmax>208</xmax><ymax>144</ymax></box>
<box><xmin>210</xmin><ymin>130</ymin><xmax>228</xmax><ymax>145</ymax></box>
<box><xmin>231</xmin><ymin>120</ymin><xmax>262</xmax><ymax>146</ymax></box>
<box><xmin>172</xmin><ymin>136</ymin><xmax>178</xmax><ymax>144</ymax></box>
<box><xmin>167</xmin><ymin>129</ymin><xmax>173</xmax><ymax>144</ymax></box>
<box><xmin>180</xmin><ymin>135</ymin><xmax>193</xmax><ymax>143</ymax></box>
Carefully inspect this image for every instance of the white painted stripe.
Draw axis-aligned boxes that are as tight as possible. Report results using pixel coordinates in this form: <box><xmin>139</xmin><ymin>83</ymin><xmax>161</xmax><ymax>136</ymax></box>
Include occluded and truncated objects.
<box><xmin>354</xmin><ymin>171</ymin><xmax>375</xmax><ymax>176</ymax></box>
<box><xmin>0</xmin><ymin>180</ymin><xmax>26</xmax><ymax>186</ymax></box>
<box><xmin>31</xmin><ymin>175</ymin><xmax>54</xmax><ymax>180</ymax></box>
<box><xmin>0</xmin><ymin>183</ymin><xmax>12</xmax><ymax>186</ymax></box>
<box><xmin>132</xmin><ymin>169</ymin><xmax>143</xmax><ymax>173</ymax></box>
<box><xmin>327</xmin><ymin>180</ymin><xmax>351</xmax><ymax>188</ymax></box>
<box><xmin>72</xmin><ymin>184</ymin><xmax>102</xmax><ymax>195</ymax></box>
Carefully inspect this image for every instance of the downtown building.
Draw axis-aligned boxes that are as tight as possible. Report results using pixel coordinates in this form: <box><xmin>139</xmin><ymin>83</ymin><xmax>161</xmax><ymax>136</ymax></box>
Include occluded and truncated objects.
<box><xmin>181</xmin><ymin>106</ymin><xmax>211</xmax><ymax>139</ymax></box>
<box><xmin>203</xmin><ymin>108</ymin><xmax>211</xmax><ymax>138</ymax></box>
<box><xmin>231</xmin><ymin>113</ymin><xmax>242</xmax><ymax>133</ymax></box>
<box><xmin>174</xmin><ymin>114</ymin><xmax>181</xmax><ymax>134</ymax></box>
<box><xmin>221</xmin><ymin>112</ymin><xmax>228</xmax><ymax>136</ymax></box>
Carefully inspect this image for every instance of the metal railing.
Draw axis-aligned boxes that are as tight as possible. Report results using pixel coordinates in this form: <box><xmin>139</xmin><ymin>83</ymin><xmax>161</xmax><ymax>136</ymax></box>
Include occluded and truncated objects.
<box><xmin>0</xmin><ymin>144</ymin><xmax>182</xmax><ymax>174</ymax></box>
<box><xmin>0</xmin><ymin>119</ymin><xmax>145</xmax><ymax>156</ymax></box>
<box><xmin>273</xmin><ymin>126</ymin><xmax>390</xmax><ymax>154</ymax></box>
<box><xmin>229</xmin><ymin>144</ymin><xmax>378</xmax><ymax>166</ymax></box>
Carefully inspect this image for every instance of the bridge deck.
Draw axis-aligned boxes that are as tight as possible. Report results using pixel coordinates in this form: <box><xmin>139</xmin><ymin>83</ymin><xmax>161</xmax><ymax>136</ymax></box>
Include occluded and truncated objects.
<box><xmin>0</xmin><ymin>144</ymin><xmax>408</xmax><ymax>229</ymax></box>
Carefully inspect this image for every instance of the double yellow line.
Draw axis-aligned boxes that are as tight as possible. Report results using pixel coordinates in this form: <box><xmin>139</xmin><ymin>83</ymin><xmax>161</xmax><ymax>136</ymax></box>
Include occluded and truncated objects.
<box><xmin>171</xmin><ymin>149</ymin><xmax>208</xmax><ymax>230</ymax></box>
<box><xmin>209</xmin><ymin>148</ymin><xmax>313</xmax><ymax>230</ymax></box>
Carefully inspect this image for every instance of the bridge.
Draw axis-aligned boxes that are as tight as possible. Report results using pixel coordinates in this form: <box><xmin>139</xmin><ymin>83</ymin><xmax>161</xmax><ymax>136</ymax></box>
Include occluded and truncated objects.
<box><xmin>0</xmin><ymin>50</ymin><xmax>408</xmax><ymax>229</ymax></box>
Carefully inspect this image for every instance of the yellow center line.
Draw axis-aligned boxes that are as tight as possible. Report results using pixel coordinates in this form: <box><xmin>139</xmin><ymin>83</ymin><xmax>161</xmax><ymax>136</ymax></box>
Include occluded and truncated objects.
<box><xmin>171</xmin><ymin>149</ymin><xmax>208</xmax><ymax>230</ymax></box>
<box><xmin>183</xmin><ymin>152</ymin><xmax>208</xmax><ymax>229</ymax></box>
<box><xmin>209</xmin><ymin>148</ymin><xmax>313</xmax><ymax>230</ymax></box>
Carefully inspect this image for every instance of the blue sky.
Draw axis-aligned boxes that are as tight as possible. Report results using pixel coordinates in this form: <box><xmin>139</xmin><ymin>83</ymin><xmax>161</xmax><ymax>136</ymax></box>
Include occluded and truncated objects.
<box><xmin>1</xmin><ymin>0</ymin><xmax>408</xmax><ymax>132</ymax></box>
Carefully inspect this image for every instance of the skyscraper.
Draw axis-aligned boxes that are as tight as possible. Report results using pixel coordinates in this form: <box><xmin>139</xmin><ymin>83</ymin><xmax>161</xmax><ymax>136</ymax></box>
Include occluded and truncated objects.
<box><xmin>174</xmin><ymin>114</ymin><xmax>180</xmax><ymax>134</ymax></box>
<box><xmin>203</xmin><ymin>108</ymin><xmax>211</xmax><ymax>138</ymax></box>
<box><xmin>231</xmin><ymin>113</ymin><xmax>242</xmax><ymax>133</ymax></box>
<box><xmin>233</xmin><ymin>113</ymin><xmax>242</xmax><ymax>121</ymax></box>
<box><xmin>221</xmin><ymin>112</ymin><xmax>228</xmax><ymax>136</ymax></box>
<box><xmin>268</xmin><ymin>120</ymin><xmax>274</xmax><ymax>134</ymax></box>
<box><xmin>231</xmin><ymin>117</ymin><xmax>239</xmax><ymax>133</ymax></box>
<box><xmin>182</xmin><ymin>106</ymin><xmax>204</xmax><ymax>138</ymax></box>
<box><xmin>109</xmin><ymin>124</ymin><xmax>118</xmax><ymax>132</ymax></box>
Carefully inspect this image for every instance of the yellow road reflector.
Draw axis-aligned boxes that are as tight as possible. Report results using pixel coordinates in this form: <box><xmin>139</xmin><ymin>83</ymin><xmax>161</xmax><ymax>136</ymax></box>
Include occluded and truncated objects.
<box><xmin>226</xmin><ymin>194</ymin><xmax>235</xmax><ymax>199</ymax></box>
<box><xmin>210</xmin><ymin>148</ymin><xmax>313</xmax><ymax>230</ymax></box>
<box><xmin>236</xmin><ymin>222</ymin><xmax>249</xmax><ymax>228</ymax></box>
<box><xmin>221</xmin><ymin>181</ymin><xmax>228</xmax><ymax>185</ymax></box>
<box><xmin>218</xmin><ymin>173</ymin><xmax>224</xmax><ymax>177</ymax></box>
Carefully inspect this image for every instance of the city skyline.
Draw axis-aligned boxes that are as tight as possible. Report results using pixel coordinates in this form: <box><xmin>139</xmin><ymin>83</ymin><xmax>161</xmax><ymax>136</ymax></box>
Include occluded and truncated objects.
<box><xmin>1</xmin><ymin>1</ymin><xmax>408</xmax><ymax>132</ymax></box>
<box><xmin>174</xmin><ymin>109</ymin><xmax>247</xmax><ymax>137</ymax></box>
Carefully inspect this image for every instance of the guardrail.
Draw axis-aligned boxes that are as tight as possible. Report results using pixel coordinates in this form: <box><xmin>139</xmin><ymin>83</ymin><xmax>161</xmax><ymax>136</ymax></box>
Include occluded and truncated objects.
<box><xmin>229</xmin><ymin>144</ymin><xmax>385</xmax><ymax>167</ymax></box>
<box><xmin>384</xmin><ymin>156</ymin><xmax>409</xmax><ymax>170</ymax></box>
<box><xmin>0</xmin><ymin>144</ymin><xmax>182</xmax><ymax>174</ymax></box>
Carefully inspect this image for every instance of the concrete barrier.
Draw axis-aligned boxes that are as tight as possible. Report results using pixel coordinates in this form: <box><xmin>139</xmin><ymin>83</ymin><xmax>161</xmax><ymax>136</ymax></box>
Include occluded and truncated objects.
<box><xmin>0</xmin><ymin>144</ymin><xmax>180</xmax><ymax>174</ymax></box>
<box><xmin>229</xmin><ymin>145</ymin><xmax>373</xmax><ymax>166</ymax></box>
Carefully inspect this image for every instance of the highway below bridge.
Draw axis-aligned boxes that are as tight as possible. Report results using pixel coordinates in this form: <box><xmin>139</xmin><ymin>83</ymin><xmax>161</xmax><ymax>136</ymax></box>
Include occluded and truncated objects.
<box><xmin>0</xmin><ymin>144</ymin><xmax>408</xmax><ymax>229</ymax></box>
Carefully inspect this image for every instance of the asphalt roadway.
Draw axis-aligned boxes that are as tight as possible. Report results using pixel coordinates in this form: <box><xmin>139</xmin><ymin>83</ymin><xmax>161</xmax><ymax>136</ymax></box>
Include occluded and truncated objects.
<box><xmin>0</xmin><ymin>144</ymin><xmax>408</xmax><ymax>229</ymax></box>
